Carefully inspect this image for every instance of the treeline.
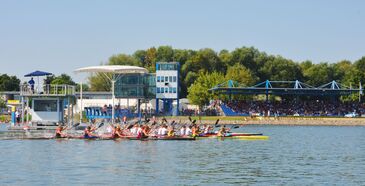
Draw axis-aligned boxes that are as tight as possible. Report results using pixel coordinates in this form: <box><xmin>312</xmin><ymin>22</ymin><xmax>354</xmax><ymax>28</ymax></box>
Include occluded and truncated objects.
<box><xmin>89</xmin><ymin>46</ymin><xmax>365</xmax><ymax>106</ymax></box>
<box><xmin>0</xmin><ymin>73</ymin><xmax>89</xmax><ymax>92</ymax></box>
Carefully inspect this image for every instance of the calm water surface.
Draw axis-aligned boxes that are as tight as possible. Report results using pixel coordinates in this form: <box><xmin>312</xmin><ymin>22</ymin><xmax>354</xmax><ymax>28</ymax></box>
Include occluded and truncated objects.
<box><xmin>0</xmin><ymin>124</ymin><xmax>364</xmax><ymax>185</ymax></box>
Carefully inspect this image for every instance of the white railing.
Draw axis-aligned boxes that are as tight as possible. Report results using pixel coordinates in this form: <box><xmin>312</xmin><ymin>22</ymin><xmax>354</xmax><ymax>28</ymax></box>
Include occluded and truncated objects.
<box><xmin>20</xmin><ymin>84</ymin><xmax>76</xmax><ymax>96</ymax></box>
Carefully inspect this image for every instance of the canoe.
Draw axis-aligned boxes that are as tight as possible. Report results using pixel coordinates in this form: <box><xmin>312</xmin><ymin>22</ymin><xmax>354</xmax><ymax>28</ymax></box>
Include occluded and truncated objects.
<box><xmin>148</xmin><ymin>136</ymin><xmax>196</xmax><ymax>141</ymax></box>
<box><xmin>197</xmin><ymin>135</ymin><xmax>269</xmax><ymax>140</ymax></box>
<box><xmin>198</xmin><ymin>132</ymin><xmax>263</xmax><ymax>138</ymax></box>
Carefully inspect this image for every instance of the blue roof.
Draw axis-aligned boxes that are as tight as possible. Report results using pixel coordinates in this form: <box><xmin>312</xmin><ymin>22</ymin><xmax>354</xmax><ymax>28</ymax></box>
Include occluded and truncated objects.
<box><xmin>24</xmin><ymin>70</ymin><xmax>52</xmax><ymax>77</ymax></box>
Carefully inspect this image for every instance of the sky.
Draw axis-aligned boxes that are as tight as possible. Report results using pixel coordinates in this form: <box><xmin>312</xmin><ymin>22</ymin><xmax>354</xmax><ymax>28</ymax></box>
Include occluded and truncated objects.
<box><xmin>0</xmin><ymin>0</ymin><xmax>364</xmax><ymax>83</ymax></box>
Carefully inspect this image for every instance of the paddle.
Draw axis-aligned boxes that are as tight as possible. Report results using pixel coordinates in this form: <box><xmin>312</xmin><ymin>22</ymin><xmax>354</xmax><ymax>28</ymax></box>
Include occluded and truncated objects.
<box><xmin>96</xmin><ymin>122</ymin><xmax>104</xmax><ymax>130</ymax></box>
<box><xmin>215</xmin><ymin>119</ymin><xmax>220</xmax><ymax>128</ymax></box>
<box><xmin>188</xmin><ymin>116</ymin><xmax>192</xmax><ymax>122</ymax></box>
<box><xmin>69</xmin><ymin>123</ymin><xmax>80</xmax><ymax>130</ymax></box>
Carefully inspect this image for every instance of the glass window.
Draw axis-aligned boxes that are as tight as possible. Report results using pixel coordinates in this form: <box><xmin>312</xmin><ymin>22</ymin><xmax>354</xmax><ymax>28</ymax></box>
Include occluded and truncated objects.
<box><xmin>157</xmin><ymin>76</ymin><xmax>160</xmax><ymax>82</ymax></box>
<box><xmin>165</xmin><ymin>88</ymin><xmax>168</xmax><ymax>93</ymax></box>
<box><xmin>34</xmin><ymin>100</ymin><xmax>57</xmax><ymax>112</ymax></box>
<box><xmin>165</xmin><ymin>76</ymin><xmax>168</xmax><ymax>82</ymax></box>
<box><xmin>169</xmin><ymin>87</ymin><xmax>172</xmax><ymax>93</ymax></box>
<box><xmin>157</xmin><ymin>87</ymin><xmax>160</xmax><ymax>93</ymax></box>
<box><xmin>161</xmin><ymin>76</ymin><xmax>164</xmax><ymax>82</ymax></box>
<box><xmin>173</xmin><ymin>87</ymin><xmax>177</xmax><ymax>93</ymax></box>
<box><xmin>173</xmin><ymin>76</ymin><xmax>177</xmax><ymax>82</ymax></box>
<box><xmin>169</xmin><ymin>76</ymin><xmax>172</xmax><ymax>82</ymax></box>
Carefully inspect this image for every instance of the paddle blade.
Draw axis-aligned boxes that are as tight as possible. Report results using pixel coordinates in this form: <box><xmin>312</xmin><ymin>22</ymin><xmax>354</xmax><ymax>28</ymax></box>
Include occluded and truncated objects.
<box><xmin>215</xmin><ymin>119</ymin><xmax>220</xmax><ymax>125</ymax></box>
<box><xmin>97</xmin><ymin>123</ymin><xmax>104</xmax><ymax>129</ymax></box>
<box><xmin>192</xmin><ymin>120</ymin><xmax>196</xmax><ymax>124</ymax></box>
<box><xmin>72</xmin><ymin>123</ymin><xmax>80</xmax><ymax>128</ymax></box>
<box><xmin>188</xmin><ymin>116</ymin><xmax>192</xmax><ymax>122</ymax></box>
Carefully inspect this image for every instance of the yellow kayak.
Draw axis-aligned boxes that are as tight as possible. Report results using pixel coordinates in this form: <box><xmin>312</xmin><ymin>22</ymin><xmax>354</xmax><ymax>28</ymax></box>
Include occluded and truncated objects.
<box><xmin>196</xmin><ymin>135</ymin><xmax>269</xmax><ymax>140</ymax></box>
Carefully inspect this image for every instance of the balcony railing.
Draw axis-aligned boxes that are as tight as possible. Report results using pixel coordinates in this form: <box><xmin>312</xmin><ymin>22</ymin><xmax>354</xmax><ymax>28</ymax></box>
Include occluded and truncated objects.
<box><xmin>20</xmin><ymin>84</ymin><xmax>76</xmax><ymax>96</ymax></box>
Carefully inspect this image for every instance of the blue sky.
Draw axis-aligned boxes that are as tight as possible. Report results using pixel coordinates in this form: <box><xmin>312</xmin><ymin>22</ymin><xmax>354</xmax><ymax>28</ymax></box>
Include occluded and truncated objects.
<box><xmin>0</xmin><ymin>0</ymin><xmax>364</xmax><ymax>83</ymax></box>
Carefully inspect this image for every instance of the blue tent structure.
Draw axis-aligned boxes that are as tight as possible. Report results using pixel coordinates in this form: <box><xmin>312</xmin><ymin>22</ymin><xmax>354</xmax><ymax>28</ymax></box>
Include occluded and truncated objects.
<box><xmin>24</xmin><ymin>70</ymin><xmax>52</xmax><ymax>77</ymax></box>
<box><xmin>24</xmin><ymin>70</ymin><xmax>53</xmax><ymax>93</ymax></box>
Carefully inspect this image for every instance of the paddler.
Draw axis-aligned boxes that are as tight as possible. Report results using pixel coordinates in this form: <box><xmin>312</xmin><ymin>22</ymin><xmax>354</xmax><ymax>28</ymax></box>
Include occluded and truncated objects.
<box><xmin>217</xmin><ymin>125</ymin><xmax>229</xmax><ymax>137</ymax></box>
<box><xmin>180</xmin><ymin>125</ymin><xmax>186</xmax><ymax>136</ymax></box>
<box><xmin>191</xmin><ymin>124</ymin><xmax>199</xmax><ymax>137</ymax></box>
<box><xmin>84</xmin><ymin>126</ymin><xmax>98</xmax><ymax>139</ymax></box>
<box><xmin>130</xmin><ymin>124</ymin><xmax>139</xmax><ymax>136</ymax></box>
<box><xmin>55</xmin><ymin>124</ymin><xmax>68</xmax><ymax>138</ymax></box>
<box><xmin>167</xmin><ymin>125</ymin><xmax>175</xmax><ymax>137</ymax></box>
<box><xmin>111</xmin><ymin>125</ymin><xmax>123</xmax><ymax>138</ymax></box>
<box><xmin>185</xmin><ymin>125</ymin><xmax>192</xmax><ymax>136</ymax></box>
<box><xmin>202</xmin><ymin>125</ymin><xmax>213</xmax><ymax>134</ymax></box>
<box><xmin>137</xmin><ymin>125</ymin><xmax>149</xmax><ymax>138</ymax></box>
<box><xmin>157</xmin><ymin>124</ymin><xmax>168</xmax><ymax>136</ymax></box>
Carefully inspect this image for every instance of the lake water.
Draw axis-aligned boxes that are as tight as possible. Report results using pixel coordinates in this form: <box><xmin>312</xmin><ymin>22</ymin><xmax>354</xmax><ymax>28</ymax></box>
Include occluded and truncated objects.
<box><xmin>0</xmin><ymin>124</ymin><xmax>364</xmax><ymax>185</ymax></box>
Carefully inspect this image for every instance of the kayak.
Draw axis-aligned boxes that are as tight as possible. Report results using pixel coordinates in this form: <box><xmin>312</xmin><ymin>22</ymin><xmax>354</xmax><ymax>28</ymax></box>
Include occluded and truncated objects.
<box><xmin>148</xmin><ymin>136</ymin><xmax>196</xmax><ymax>141</ymax></box>
<box><xmin>198</xmin><ymin>132</ymin><xmax>263</xmax><ymax>138</ymax></box>
<box><xmin>197</xmin><ymin>135</ymin><xmax>269</xmax><ymax>140</ymax></box>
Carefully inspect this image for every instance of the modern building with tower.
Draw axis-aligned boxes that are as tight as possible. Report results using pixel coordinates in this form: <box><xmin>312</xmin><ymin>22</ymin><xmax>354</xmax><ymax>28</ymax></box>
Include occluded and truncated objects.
<box><xmin>155</xmin><ymin>62</ymin><xmax>180</xmax><ymax>116</ymax></box>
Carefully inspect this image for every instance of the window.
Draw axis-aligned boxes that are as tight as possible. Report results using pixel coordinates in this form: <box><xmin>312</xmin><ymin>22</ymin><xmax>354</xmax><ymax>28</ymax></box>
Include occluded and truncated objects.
<box><xmin>157</xmin><ymin>87</ymin><xmax>160</xmax><ymax>93</ymax></box>
<box><xmin>34</xmin><ymin>100</ymin><xmax>57</xmax><ymax>112</ymax></box>
<box><xmin>161</xmin><ymin>76</ymin><xmax>164</xmax><ymax>82</ymax></box>
<box><xmin>165</xmin><ymin>88</ymin><xmax>168</xmax><ymax>93</ymax></box>
<box><xmin>165</xmin><ymin>76</ymin><xmax>168</xmax><ymax>82</ymax></box>
<box><xmin>169</xmin><ymin>87</ymin><xmax>172</xmax><ymax>93</ymax></box>
<box><xmin>173</xmin><ymin>87</ymin><xmax>177</xmax><ymax>93</ymax></box>
<box><xmin>173</xmin><ymin>76</ymin><xmax>177</xmax><ymax>82</ymax></box>
<box><xmin>157</xmin><ymin>76</ymin><xmax>160</xmax><ymax>82</ymax></box>
<box><xmin>169</xmin><ymin>76</ymin><xmax>172</xmax><ymax>82</ymax></box>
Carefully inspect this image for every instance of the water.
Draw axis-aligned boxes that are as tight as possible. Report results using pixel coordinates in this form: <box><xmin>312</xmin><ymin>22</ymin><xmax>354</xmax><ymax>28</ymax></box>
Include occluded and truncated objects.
<box><xmin>0</xmin><ymin>124</ymin><xmax>364</xmax><ymax>185</ymax></box>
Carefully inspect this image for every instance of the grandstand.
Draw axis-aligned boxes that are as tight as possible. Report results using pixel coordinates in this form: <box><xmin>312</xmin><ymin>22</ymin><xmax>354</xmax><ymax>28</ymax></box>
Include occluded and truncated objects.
<box><xmin>210</xmin><ymin>80</ymin><xmax>364</xmax><ymax>117</ymax></box>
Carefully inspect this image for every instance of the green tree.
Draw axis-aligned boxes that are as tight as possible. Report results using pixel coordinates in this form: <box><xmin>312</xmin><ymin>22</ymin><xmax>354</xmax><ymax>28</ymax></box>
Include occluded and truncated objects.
<box><xmin>156</xmin><ymin>46</ymin><xmax>174</xmax><ymax>62</ymax></box>
<box><xmin>303</xmin><ymin>63</ymin><xmax>334</xmax><ymax>86</ymax></box>
<box><xmin>0</xmin><ymin>74</ymin><xmax>20</xmax><ymax>91</ymax></box>
<box><xmin>225</xmin><ymin>63</ymin><xmax>258</xmax><ymax>86</ymax></box>
<box><xmin>76</xmin><ymin>83</ymin><xmax>90</xmax><ymax>92</ymax></box>
<box><xmin>259</xmin><ymin>56</ymin><xmax>303</xmax><ymax>81</ymax></box>
<box><xmin>51</xmin><ymin>74</ymin><xmax>76</xmax><ymax>85</ymax></box>
<box><xmin>187</xmin><ymin>72</ymin><xmax>225</xmax><ymax>108</ymax></box>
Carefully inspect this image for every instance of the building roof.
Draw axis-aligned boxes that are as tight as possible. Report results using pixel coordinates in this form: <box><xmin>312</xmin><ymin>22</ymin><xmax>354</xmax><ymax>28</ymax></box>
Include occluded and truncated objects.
<box><xmin>74</xmin><ymin>65</ymin><xmax>148</xmax><ymax>74</ymax></box>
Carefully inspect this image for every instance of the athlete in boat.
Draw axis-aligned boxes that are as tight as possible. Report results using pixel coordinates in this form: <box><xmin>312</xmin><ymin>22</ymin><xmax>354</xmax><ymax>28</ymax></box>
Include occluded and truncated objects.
<box><xmin>84</xmin><ymin>126</ymin><xmax>98</xmax><ymax>139</ymax></box>
<box><xmin>185</xmin><ymin>126</ymin><xmax>192</xmax><ymax>136</ymax></box>
<box><xmin>217</xmin><ymin>125</ymin><xmax>230</xmax><ymax>137</ymax></box>
<box><xmin>110</xmin><ymin>125</ymin><xmax>124</xmax><ymax>138</ymax></box>
<box><xmin>137</xmin><ymin>125</ymin><xmax>149</xmax><ymax>138</ymax></box>
<box><xmin>130</xmin><ymin>124</ymin><xmax>139</xmax><ymax>136</ymax></box>
<box><xmin>167</xmin><ymin>125</ymin><xmax>175</xmax><ymax>137</ymax></box>
<box><xmin>180</xmin><ymin>125</ymin><xmax>186</xmax><ymax>136</ymax></box>
<box><xmin>191</xmin><ymin>124</ymin><xmax>200</xmax><ymax>137</ymax></box>
<box><xmin>202</xmin><ymin>125</ymin><xmax>213</xmax><ymax>135</ymax></box>
<box><xmin>157</xmin><ymin>125</ymin><xmax>168</xmax><ymax>136</ymax></box>
<box><xmin>55</xmin><ymin>125</ymin><xmax>68</xmax><ymax>138</ymax></box>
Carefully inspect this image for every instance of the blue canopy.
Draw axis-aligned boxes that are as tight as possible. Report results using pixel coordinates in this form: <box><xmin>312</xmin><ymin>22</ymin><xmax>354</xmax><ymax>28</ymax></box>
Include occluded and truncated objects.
<box><xmin>24</xmin><ymin>70</ymin><xmax>52</xmax><ymax>77</ymax></box>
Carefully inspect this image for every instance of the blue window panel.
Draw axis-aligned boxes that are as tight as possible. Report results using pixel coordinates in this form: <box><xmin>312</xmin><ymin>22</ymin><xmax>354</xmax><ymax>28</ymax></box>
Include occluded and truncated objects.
<box><xmin>169</xmin><ymin>87</ymin><xmax>172</xmax><ymax>93</ymax></box>
<box><xmin>157</xmin><ymin>87</ymin><xmax>160</xmax><ymax>93</ymax></box>
<box><xmin>165</xmin><ymin>88</ymin><xmax>168</xmax><ymax>93</ymax></box>
<box><xmin>165</xmin><ymin>76</ymin><xmax>168</xmax><ymax>82</ymax></box>
<box><xmin>169</xmin><ymin>76</ymin><xmax>172</xmax><ymax>82</ymax></box>
<box><xmin>157</xmin><ymin>76</ymin><xmax>160</xmax><ymax>82</ymax></box>
<box><xmin>173</xmin><ymin>87</ymin><xmax>177</xmax><ymax>93</ymax></box>
<box><xmin>161</xmin><ymin>76</ymin><xmax>164</xmax><ymax>82</ymax></box>
<box><xmin>173</xmin><ymin>76</ymin><xmax>177</xmax><ymax>82</ymax></box>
